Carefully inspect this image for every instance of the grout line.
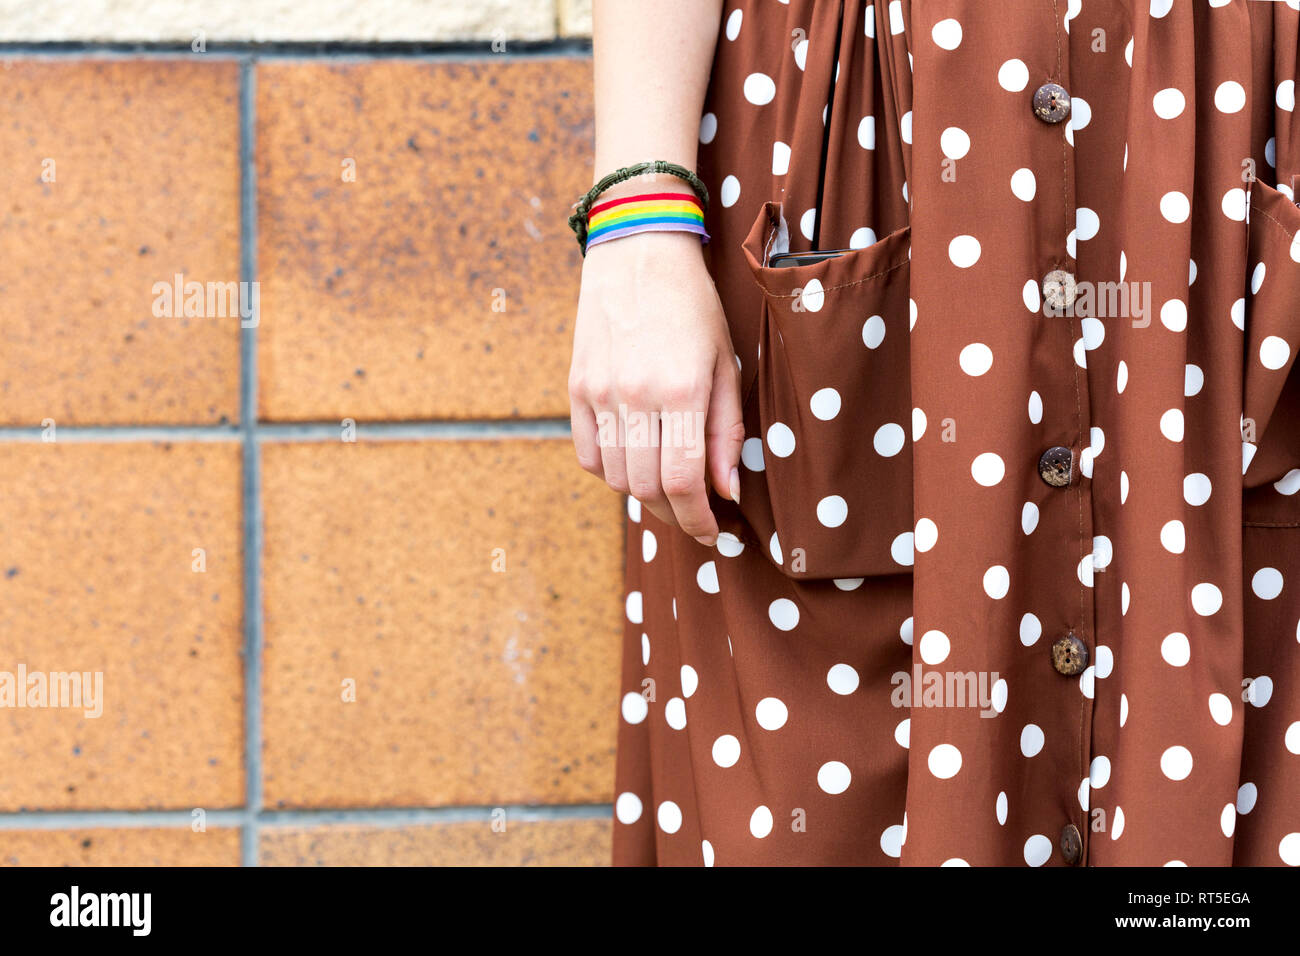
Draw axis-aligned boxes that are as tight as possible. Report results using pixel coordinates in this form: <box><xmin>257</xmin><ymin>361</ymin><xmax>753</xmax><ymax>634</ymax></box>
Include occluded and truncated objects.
<box><xmin>0</xmin><ymin>38</ymin><xmax>591</xmax><ymax>59</ymax></box>
<box><xmin>238</xmin><ymin>56</ymin><xmax>262</xmax><ymax>868</ymax></box>
<box><xmin>0</xmin><ymin>804</ymin><xmax>613</xmax><ymax>831</ymax></box>
<box><xmin>0</xmin><ymin>420</ymin><xmax>572</xmax><ymax>443</ymax></box>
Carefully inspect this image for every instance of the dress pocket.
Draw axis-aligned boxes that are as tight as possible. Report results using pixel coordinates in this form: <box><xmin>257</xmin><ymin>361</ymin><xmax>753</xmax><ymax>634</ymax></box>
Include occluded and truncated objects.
<box><xmin>728</xmin><ymin>200</ymin><xmax>913</xmax><ymax>580</ymax></box>
<box><xmin>1242</xmin><ymin>177</ymin><xmax>1300</xmax><ymax>494</ymax></box>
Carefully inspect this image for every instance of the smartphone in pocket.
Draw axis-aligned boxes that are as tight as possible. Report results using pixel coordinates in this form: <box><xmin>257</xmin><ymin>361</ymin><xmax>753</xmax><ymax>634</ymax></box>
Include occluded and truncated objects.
<box><xmin>768</xmin><ymin>249</ymin><xmax>852</xmax><ymax>268</ymax></box>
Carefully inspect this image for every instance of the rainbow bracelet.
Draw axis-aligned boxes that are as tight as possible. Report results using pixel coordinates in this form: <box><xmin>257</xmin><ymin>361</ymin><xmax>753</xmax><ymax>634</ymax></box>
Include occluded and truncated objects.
<box><xmin>584</xmin><ymin>191</ymin><xmax>710</xmax><ymax>251</ymax></box>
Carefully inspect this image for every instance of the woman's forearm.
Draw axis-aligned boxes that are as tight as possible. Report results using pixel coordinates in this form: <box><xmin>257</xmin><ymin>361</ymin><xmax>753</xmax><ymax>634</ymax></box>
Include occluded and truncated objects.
<box><xmin>591</xmin><ymin>0</ymin><xmax>724</xmax><ymax>195</ymax></box>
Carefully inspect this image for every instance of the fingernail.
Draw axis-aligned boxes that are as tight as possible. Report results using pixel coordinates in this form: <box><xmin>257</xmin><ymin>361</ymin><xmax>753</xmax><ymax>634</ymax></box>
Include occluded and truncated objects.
<box><xmin>729</xmin><ymin>467</ymin><xmax>741</xmax><ymax>504</ymax></box>
<box><xmin>694</xmin><ymin>534</ymin><xmax>717</xmax><ymax>548</ymax></box>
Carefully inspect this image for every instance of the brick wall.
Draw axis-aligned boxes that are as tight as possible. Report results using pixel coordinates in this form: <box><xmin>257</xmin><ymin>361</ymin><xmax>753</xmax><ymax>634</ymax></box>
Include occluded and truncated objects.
<box><xmin>0</xmin><ymin>2</ymin><xmax>616</xmax><ymax>866</ymax></box>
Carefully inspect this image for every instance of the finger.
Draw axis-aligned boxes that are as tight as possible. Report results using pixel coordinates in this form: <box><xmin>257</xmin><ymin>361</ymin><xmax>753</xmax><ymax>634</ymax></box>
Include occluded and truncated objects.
<box><xmin>569</xmin><ymin>399</ymin><xmax>604</xmax><ymax>479</ymax></box>
<box><xmin>706</xmin><ymin>352</ymin><xmax>745</xmax><ymax>504</ymax></box>
<box><xmin>595</xmin><ymin>406</ymin><xmax>631</xmax><ymax>495</ymax></box>
<box><xmin>660</xmin><ymin>400</ymin><xmax>718</xmax><ymax>544</ymax></box>
<box><xmin>625</xmin><ymin>419</ymin><xmax>674</xmax><ymax>529</ymax></box>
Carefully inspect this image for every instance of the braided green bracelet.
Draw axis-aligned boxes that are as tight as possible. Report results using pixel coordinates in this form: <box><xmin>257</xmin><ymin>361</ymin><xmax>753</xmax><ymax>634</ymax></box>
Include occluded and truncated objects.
<box><xmin>568</xmin><ymin>160</ymin><xmax>710</xmax><ymax>255</ymax></box>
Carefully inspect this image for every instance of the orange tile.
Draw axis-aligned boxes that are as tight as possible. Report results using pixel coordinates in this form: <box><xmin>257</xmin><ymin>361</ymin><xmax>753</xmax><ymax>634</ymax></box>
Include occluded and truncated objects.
<box><xmin>259</xmin><ymin>818</ymin><xmax>610</xmax><ymax>866</ymax></box>
<box><xmin>0</xmin><ymin>443</ymin><xmax>245</xmax><ymax>809</ymax></box>
<box><xmin>255</xmin><ymin>58</ymin><xmax>593</xmax><ymax>421</ymax></box>
<box><xmin>0</xmin><ymin>60</ymin><xmax>242</xmax><ymax>426</ymax></box>
<box><xmin>260</xmin><ymin>439</ymin><xmax>621</xmax><ymax>808</ymax></box>
<box><xmin>0</xmin><ymin>827</ymin><xmax>241</xmax><ymax>866</ymax></box>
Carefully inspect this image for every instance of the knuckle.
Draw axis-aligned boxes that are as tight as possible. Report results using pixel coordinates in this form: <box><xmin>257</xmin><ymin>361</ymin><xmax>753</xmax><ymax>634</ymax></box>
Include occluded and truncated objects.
<box><xmin>661</xmin><ymin>471</ymin><xmax>699</xmax><ymax>499</ymax></box>
<box><xmin>627</xmin><ymin>477</ymin><xmax>662</xmax><ymax>501</ymax></box>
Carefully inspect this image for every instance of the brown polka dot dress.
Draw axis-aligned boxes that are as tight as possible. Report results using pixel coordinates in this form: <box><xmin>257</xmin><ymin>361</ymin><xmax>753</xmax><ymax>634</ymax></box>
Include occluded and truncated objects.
<box><xmin>611</xmin><ymin>0</ymin><xmax>1300</xmax><ymax>866</ymax></box>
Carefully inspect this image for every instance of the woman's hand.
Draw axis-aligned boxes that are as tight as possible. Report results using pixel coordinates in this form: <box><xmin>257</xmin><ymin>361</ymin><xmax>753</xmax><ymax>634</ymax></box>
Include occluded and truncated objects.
<box><xmin>569</xmin><ymin>229</ymin><xmax>744</xmax><ymax>546</ymax></box>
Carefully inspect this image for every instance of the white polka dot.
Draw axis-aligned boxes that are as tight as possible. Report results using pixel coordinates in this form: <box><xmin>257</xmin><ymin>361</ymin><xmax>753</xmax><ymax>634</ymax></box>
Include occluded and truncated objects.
<box><xmin>1277</xmin><ymin>722</ymin><xmax>1300</xmax><ymax>759</ymax></box>
<box><xmin>928</xmin><ymin>744</ymin><xmax>962</xmax><ymax>779</ymax></box>
<box><xmin>1020</xmin><ymin>723</ymin><xmax>1045</xmax><ymax>757</ymax></box>
<box><xmin>888</xmin><ymin>0</ymin><xmax>905</xmax><ymax>34</ymax></box>
<box><xmin>1260</xmin><ymin>336</ymin><xmax>1291</xmax><ymax>370</ymax></box>
<box><xmin>931</xmin><ymin>17</ymin><xmax>962</xmax><ymax>49</ymax></box>
<box><xmin>1160</xmin><ymin>520</ymin><xmax>1186</xmax><ymax>554</ymax></box>
<box><xmin>1022</xmin><ymin>502</ymin><xmax>1040</xmax><ymax>535</ymax></box>
<box><xmin>681</xmin><ymin>665</ymin><xmax>698</xmax><ymax>698</ymax></box>
<box><xmin>900</xmin><ymin>110</ymin><xmax>912</xmax><ymax>143</ymax></box>
<box><xmin>769</xmin><ymin>532</ymin><xmax>782</xmax><ymax>565</ymax></box>
<box><xmin>1023</xmin><ymin>278</ymin><xmax>1041</xmax><ymax>313</ymax></box>
<box><xmin>874</xmin><ymin>423</ymin><xmax>906</xmax><ymax>457</ymax></box>
<box><xmin>912</xmin><ymin>407</ymin><xmax>926</xmax><ymax>441</ymax></box>
<box><xmin>891</xmin><ymin>531</ymin><xmax>915</xmax><ymax>567</ymax></box>
<box><xmin>1209</xmin><ymin>693</ymin><xmax>1233</xmax><ymax>726</ymax></box>
<box><xmin>996</xmin><ymin>792</ymin><xmax>1008</xmax><ymax>825</ymax></box>
<box><xmin>991</xmin><ymin>678</ymin><xmax>1008</xmax><ymax>713</ymax></box>
<box><xmin>1011</xmin><ymin>167</ymin><xmax>1037</xmax><ymax>201</ymax></box>
<box><xmin>818</xmin><ymin>760</ymin><xmax>852</xmax><ymax>794</ymax></box>
<box><xmin>1238</xmin><ymin>783</ymin><xmax>1258</xmax><ymax>815</ymax></box>
<box><xmin>1024</xmin><ymin>834</ymin><xmax>1053</xmax><ymax>867</ymax></box>
<box><xmin>1160</xmin><ymin>409</ymin><xmax>1184</xmax><ymax>442</ymax></box>
<box><xmin>1113</xmin><ymin>806</ymin><xmax>1126</xmax><ymax>840</ymax></box>
<box><xmin>1185</xmin><ymin>364</ymin><xmax>1204</xmax><ymax>396</ymax></box>
<box><xmin>850</xmin><ymin>227</ymin><xmax>878</xmax><ymax>250</ymax></box>
<box><xmin>948</xmin><ymin>235</ymin><xmax>981</xmax><ymax>268</ymax></box>
<box><xmin>642</xmin><ymin>529</ymin><xmax>657</xmax><ymax>562</ymax></box>
<box><xmin>1151</xmin><ymin>0</ymin><xmax>1173</xmax><ymax>18</ymax></box>
<box><xmin>1184</xmin><ymin>473</ymin><xmax>1212</xmax><ymax>506</ymax></box>
<box><xmin>799</xmin><ymin>276</ymin><xmax>824</xmax><ymax>311</ymax></box>
<box><xmin>1160</xmin><ymin>745</ymin><xmax>1193</xmax><ymax>781</ymax></box>
<box><xmin>1248</xmin><ymin>675</ymin><xmax>1273</xmax><ymax>707</ymax></box>
<box><xmin>724</xmin><ymin>7</ymin><xmax>743</xmax><ymax>40</ymax></box>
<box><xmin>1153</xmin><ymin>87</ymin><xmax>1185</xmax><ymax>119</ymax></box>
<box><xmin>1076</xmin><ymin>207</ymin><xmax>1100</xmax><ymax>240</ymax></box>
<box><xmin>743</xmin><ymin>73</ymin><xmax>776</xmax><ymax>106</ymax></box>
<box><xmin>1160</xmin><ymin>191</ymin><xmax>1190</xmax><ymax>224</ymax></box>
<box><xmin>1223</xmin><ymin>187</ymin><xmax>1248</xmax><ymax>222</ymax></box>
<box><xmin>1095</xmin><ymin>645</ymin><xmax>1113</xmax><ymax>679</ymax></box>
<box><xmin>741</xmin><ymin>436</ymin><xmax>765</xmax><ymax>472</ymax></box>
<box><xmin>1221</xmin><ymin>803</ymin><xmax>1236</xmax><ymax>838</ymax></box>
<box><xmin>716</xmin><ymin>532</ymin><xmax>744</xmax><ymax>558</ymax></box>
<box><xmin>857</xmin><ymin>115</ymin><xmax>876</xmax><ymax>150</ymax></box>
<box><xmin>696</xmin><ymin>560</ymin><xmax>719</xmax><ymax>593</ymax></box>
<box><xmin>698</xmin><ymin>112</ymin><xmax>717</xmax><ymax>144</ymax></box>
<box><xmin>999</xmin><ymin>58</ymin><xmax>1030</xmax><ymax>92</ymax></box>
<box><xmin>971</xmin><ymin>452</ymin><xmax>1005</xmax><ymax>486</ymax></box>
<box><xmin>983</xmin><ymin>565</ymin><xmax>1010</xmax><ymax>599</ymax></box>
<box><xmin>1280</xmin><ymin>834</ymin><xmax>1300</xmax><ymax>866</ymax></box>
<box><xmin>766</xmin><ymin>422</ymin><xmax>796</xmax><ymax>457</ymax></box>
<box><xmin>817</xmin><ymin>495</ymin><xmax>848</xmax><ymax>528</ymax></box>
<box><xmin>863</xmin><ymin>314</ymin><xmax>886</xmax><ymax>349</ymax></box>
<box><xmin>621</xmin><ymin>691</ymin><xmax>647</xmax><ymax>724</ymax></box>
<box><xmin>1160</xmin><ymin>299</ymin><xmax>1187</xmax><ymax>332</ymax></box>
<box><xmin>1161</xmin><ymin>632</ymin><xmax>1191</xmax><ymax>667</ymax></box>
<box><xmin>1278</xmin><ymin>79</ymin><xmax>1296</xmax><ymax>112</ymax></box>
<box><xmin>914</xmin><ymin>518</ymin><xmax>938</xmax><ymax>553</ymax></box>
<box><xmin>712</xmin><ymin>734</ymin><xmax>740</xmax><ymax>768</ymax></box>
<box><xmin>1252</xmin><ymin>262</ymin><xmax>1267</xmax><ymax>294</ymax></box>
<box><xmin>1278</xmin><ymin>469</ymin><xmax>1300</xmax><ymax>495</ymax></box>
<box><xmin>755</xmin><ymin>696</ymin><xmax>787</xmax><ymax>730</ymax></box>
<box><xmin>940</xmin><ymin>126</ymin><xmax>970</xmax><ymax>159</ymax></box>
<box><xmin>894</xmin><ymin>719</ymin><xmax>910</xmax><ymax>748</ymax></box>
<box><xmin>702</xmin><ymin>840</ymin><xmax>714</xmax><ymax>866</ymax></box>
<box><xmin>1070</xmin><ymin>96</ymin><xmax>1091</xmax><ymax>131</ymax></box>
<box><xmin>881</xmin><ymin>824</ymin><xmax>905</xmax><ymax>858</ymax></box>
<box><xmin>919</xmin><ymin>629</ymin><xmax>950</xmax><ymax>665</ymax></box>
<box><xmin>1090</xmin><ymin>755</ymin><xmax>1111</xmax><ymax>789</ymax></box>
<box><xmin>1192</xmin><ymin>583</ymin><xmax>1223</xmax><ymax>616</ymax></box>
<box><xmin>615</xmin><ymin>791</ymin><xmax>642</xmax><ymax>824</ymax></box>
<box><xmin>1252</xmin><ymin>567</ymin><xmax>1283</xmax><ymax>600</ymax></box>
<box><xmin>772</xmin><ymin>140</ymin><xmax>791</xmax><ymax>175</ymax></box>
<box><xmin>664</xmin><ymin>697</ymin><xmax>686</xmax><ymax>730</ymax></box>
<box><xmin>1020</xmin><ymin>612</ymin><xmax>1042</xmax><ymax>646</ymax></box>
<box><xmin>1215</xmin><ymin>80</ymin><xmax>1246</xmax><ymax>113</ymax></box>
<box><xmin>768</xmin><ymin>598</ymin><xmax>799</xmax><ymax>631</ymax></box>
<box><xmin>749</xmin><ymin>805</ymin><xmax>773</xmax><ymax>838</ymax></box>
<box><xmin>959</xmin><ymin>342</ymin><xmax>993</xmax><ymax>376</ymax></box>
<box><xmin>657</xmin><ymin>800</ymin><xmax>682</xmax><ymax>833</ymax></box>
<box><xmin>827</xmin><ymin>663</ymin><xmax>860</xmax><ymax>695</ymax></box>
